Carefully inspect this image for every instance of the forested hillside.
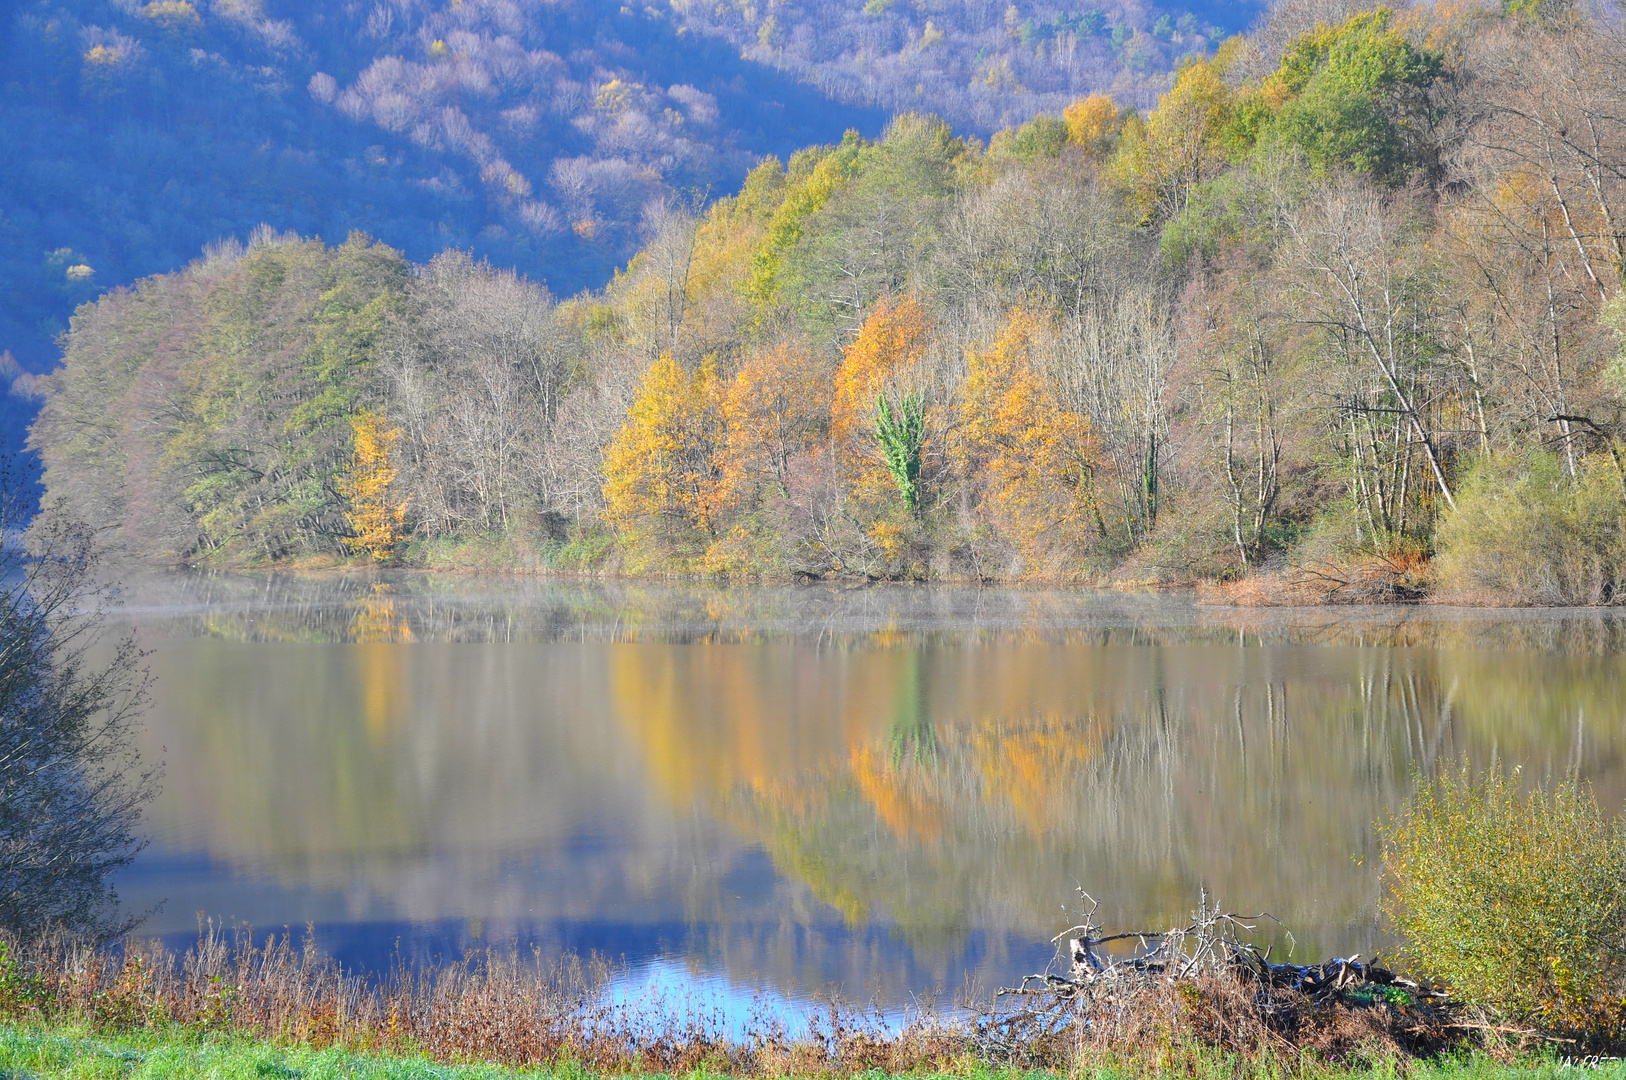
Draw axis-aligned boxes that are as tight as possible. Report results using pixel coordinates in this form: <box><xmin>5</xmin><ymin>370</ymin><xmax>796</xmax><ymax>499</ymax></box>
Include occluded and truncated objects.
<box><xmin>1</xmin><ymin>0</ymin><xmax>1246</xmax><ymax>462</ymax></box>
<box><xmin>670</xmin><ymin>0</ymin><xmax>1255</xmax><ymax>132</ymax></box>
<box><xmin>0</xmin><ymin>0</ymin><xmax>887</xmax><ymax>447</ymax></box>
<box><xmin>34</xmin><ymin>0</ymin><xmax>1626</xmax><ymax>600</ymax></box>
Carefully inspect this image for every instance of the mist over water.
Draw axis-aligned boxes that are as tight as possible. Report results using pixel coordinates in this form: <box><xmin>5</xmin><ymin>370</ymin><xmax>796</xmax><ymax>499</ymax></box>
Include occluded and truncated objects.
<box><xmin>113</xmin><ymin>576</ymin><xmax>1624</xmax><ymax>1014</ymax></box>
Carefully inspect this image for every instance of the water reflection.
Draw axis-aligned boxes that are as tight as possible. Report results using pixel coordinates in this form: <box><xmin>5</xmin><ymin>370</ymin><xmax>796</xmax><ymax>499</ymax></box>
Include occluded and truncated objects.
<box><xmin>114</xmin><ymin>575</ymin><xmax>1623</xmax><ymax>1009</ymax></box>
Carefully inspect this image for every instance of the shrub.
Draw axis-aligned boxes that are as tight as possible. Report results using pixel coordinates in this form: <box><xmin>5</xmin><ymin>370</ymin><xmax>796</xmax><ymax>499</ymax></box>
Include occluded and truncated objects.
<box><xmin>1381</xmin><ymin>767</ymin><xmax>1626</xmax><ymax>1036</ymax></box>
<box><xmin>1433</xmin><ymin>450</ymin><xmax>1626</xmax><ymax>605</ymax></box>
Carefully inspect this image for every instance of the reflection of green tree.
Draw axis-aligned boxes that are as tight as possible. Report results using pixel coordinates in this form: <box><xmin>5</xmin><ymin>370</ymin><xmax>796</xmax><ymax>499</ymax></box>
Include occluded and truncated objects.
<box><xmin>888</xmin><ymin>650</ymin><xmax>936</xmax><ymax>769</ymax></box>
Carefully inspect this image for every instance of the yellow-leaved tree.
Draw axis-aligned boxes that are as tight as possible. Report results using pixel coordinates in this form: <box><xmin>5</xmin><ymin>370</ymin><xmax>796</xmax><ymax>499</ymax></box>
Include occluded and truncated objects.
<box><xmin>1063</xmin><ymin>93</ymin><xmax>1122</xmax><ymax>159</ymax></box>
<box><xmin>601</xmin><ymin>352</ymin><xmax>725</xmax><ymax>567</ymax></box>
<box><xmin>1110</xmin><ymin>50</ymin><xmax>1239</xmax><ymax>223</ymax></box>
<box><xmin>338</xmin><ymin>410</ymin><xmax>410</xmax><ymax>562</ymax></box>
<box><xmin>953</xmin><ymin>310</ymin><xmax>1104</xmax><ymax>573</ymax></box>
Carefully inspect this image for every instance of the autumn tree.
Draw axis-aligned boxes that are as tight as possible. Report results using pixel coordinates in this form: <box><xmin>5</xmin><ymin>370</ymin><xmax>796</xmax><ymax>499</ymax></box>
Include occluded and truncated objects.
<box><xmin>833</xmin><ymin>294</ymin><xmax>932</xmax><ymax>445</ymax></box>
<box><xmin>717</xmin><ymin>340</ymin><xmax>831</xmax><ymax>505</ymax></box>
<box><xmin>954</xmin><ymin>310</ymin><xmax>1104</xmax><ymax>572</ymax></box>
<box><xmin>1111</xmin><ymin>50</ymin><xmax>1240</xmax><ymax>223</ymax></box>
<box><xmin>338</xmin><ymin>410</ymin><xmax>410</xmax><ymax>562</ymax></box>
<box><xmin>600</xmin><ymin>352</ymin><xmax>725</xmax><ymax>567</ymax></box>
<box><xmin>1063</xmin><ymin>93</ymin><xmax>1122</xmax><ymax>159</ymax></box>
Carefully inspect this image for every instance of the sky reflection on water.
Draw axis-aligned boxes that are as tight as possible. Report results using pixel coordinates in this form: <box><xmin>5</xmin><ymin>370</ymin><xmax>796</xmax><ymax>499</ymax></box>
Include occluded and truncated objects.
<box><xmin>111</xmin><ymin>575</ymin><xmax>1626</xmax><ymax>1014</ymax></box>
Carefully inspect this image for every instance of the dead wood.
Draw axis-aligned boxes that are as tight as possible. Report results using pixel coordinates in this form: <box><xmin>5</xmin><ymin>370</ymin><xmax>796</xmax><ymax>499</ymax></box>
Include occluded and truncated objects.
<box><xmin>969</xmin><ymin>890</ymin><xmax>1543</xmax><ymax>1068</ymax></box>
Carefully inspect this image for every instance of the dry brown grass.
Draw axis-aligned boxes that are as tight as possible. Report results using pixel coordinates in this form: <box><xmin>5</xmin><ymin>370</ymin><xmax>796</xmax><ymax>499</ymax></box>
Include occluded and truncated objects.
<box><xmin>1200</xmin><ymin>552</ymin><xmax>1431</xmax><ymax>607</ymax></box>
<box><xmin>0</xmin><ymin>928</ymin><xmax>967</xmax><ymax>1075</ymax></box>
<box><xmin>0</xmin><ymin>925</ymin><xmax>1538</xmax><ymax>1075</ymax></box>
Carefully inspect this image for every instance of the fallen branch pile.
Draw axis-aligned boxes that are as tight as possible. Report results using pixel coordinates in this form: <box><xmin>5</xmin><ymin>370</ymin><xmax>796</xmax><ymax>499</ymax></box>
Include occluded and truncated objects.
<box><xmin>972</xmin><ymin>892</ymin><xmax>1542</xmax><ymax>1067</ymax></box>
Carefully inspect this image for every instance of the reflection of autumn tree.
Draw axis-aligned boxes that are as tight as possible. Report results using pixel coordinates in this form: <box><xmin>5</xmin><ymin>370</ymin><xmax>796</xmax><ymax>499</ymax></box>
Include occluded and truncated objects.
<box><xmin>601</xmin><ymin>632</ymin><xmax>1620</xmax><ymax>958</ymax></box>
<box><xmin>131</xmin><ymin>572</ymin><xmax>1626</xmax><ymax>969</ymax></box>
<box><xmin>348</xmin><ymin>584</ymin><xmax>413</xmax><ymax>741</ymax></box>
<box><xmin>348</xmin><ymin>584</ymin><xmax>415</xmax><ymax>644</ymax></box>
<box><xmin>604</xmin><ymin>637</ymin><xmax>1127</xmax><ymax>940</ymax></box>
<box><xmin>968</xmin><ymin>713</ymin><xmax>1106</xmax><ymax>835</ymax></box>
<box><xmin>853</xmin><ymin>650</ymin><xmax>943</xmax><ymax>846</ymax></box>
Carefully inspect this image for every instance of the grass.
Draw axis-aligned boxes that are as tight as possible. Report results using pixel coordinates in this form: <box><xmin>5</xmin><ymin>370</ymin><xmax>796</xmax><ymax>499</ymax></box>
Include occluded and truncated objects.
<box><xmin>0</xmin><ymin>1022</ymin><xmax>561</xmax><ymax>1079</ymax></box>
<box><xmin>0</xmin><ymin>1023</ymin><xmax>1620</xmax><ymax>1080</ymax></box>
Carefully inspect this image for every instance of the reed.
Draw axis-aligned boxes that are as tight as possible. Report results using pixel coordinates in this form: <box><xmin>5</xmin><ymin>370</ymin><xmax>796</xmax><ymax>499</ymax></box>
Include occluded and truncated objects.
<box><xmin>0</xmin><ymin>927</ymin><xmax>964</xmax><ymax>1075</ymax></box>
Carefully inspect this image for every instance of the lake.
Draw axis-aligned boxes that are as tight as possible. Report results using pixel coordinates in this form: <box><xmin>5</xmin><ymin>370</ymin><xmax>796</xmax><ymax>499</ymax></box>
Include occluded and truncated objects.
<box><xmin>111</xmin><ymin>576</ymin><xmax>1625</xmax><ymax>1018</ymax></box>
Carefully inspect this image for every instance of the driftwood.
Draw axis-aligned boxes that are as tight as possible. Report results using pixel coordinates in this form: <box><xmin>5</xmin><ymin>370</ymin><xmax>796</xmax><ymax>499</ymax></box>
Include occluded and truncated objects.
<box><xmin>971</xmin><ymin>891</ymin><xmax>1459</xmax><ymax>1062</ymax></box>
<box><xmin>1290</xmin><ymin>556</ymin><xmax>1428</xmax><ymax>603</ymax></box>
<box><xmin>1002</xmin><ymin>889</ymin><xmax>1441</xmax><ymax>999</ymax></box>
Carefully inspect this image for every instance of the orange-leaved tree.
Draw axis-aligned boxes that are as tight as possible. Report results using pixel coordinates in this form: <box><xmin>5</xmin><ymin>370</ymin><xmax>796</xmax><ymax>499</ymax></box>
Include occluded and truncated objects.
<box><xmin>601</xmin><ymin>352</ymin><xmax>726</xmax><ymax>566</ymax></box>
<box><xmin>834</xmin><ymin>294</ymin><xmax>934</xmax><ymax>506</ymax></box>
<box><xmin>824</xmin><ymin>294</ymin><xmax>937</xmax><ymax>564</ymax></box>
<box><xmin>339</xmin><ymin>410</ymin><xmax>411</xmax><ymax>562</ymax></box>
<box><xmin>718</xmin><ymin>340</ymin><xmax>831</xmax><ymax>506</ymax></box>
<box><xmin>833</xmin><ymin>294</ymin><xmax>932</xmax><ymax>445</ymax></box>
<box><xmin>953</xmin><ymin>309</ymin><xmax>1104</xmax><ymax>571</ymax></box>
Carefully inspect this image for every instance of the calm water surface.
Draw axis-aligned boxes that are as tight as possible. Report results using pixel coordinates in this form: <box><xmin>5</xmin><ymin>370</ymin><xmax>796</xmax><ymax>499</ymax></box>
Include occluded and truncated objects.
<box><xmin>111</xmin><ymin>576</ymin><xmax>1625</xmax><ymax>1015</ymax></box>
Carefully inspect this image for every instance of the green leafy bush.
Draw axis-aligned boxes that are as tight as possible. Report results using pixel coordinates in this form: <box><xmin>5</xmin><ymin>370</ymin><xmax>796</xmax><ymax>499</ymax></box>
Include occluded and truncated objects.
<box><xmin>1433</xmin><ymin>450</ymin><xmax>1626</xmax><ymax>605</ymax></box>
<box><xmin>1382</xmin><ymin>767</ymin><xmax>1626</xmax><ymax>1036</ymax></box>
<box><xmin>875</xmin><ymin>391</ymin><xmax>926</xmax><ymax>512</ymax></box>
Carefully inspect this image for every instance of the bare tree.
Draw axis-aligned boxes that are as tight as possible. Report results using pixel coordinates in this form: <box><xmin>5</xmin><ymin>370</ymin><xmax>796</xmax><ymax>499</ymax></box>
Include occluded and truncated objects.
<box><xmin>0</xmin><ymin>464</ymin><xmax>156</xmax><ymax>937</ymax></box>
<box><xmin>386</xmin><ymin>253</ymin><xmax>573</xmax><ymax>536</ymax></box>
<box><xmin>932</xmin><ymin>164</ymin><xmax>1144</xmax><ymax>343</ymax></box>
<box><xmin>1053</xmin><ymin>289</ymin><xmax>1176</xmax><ymax>545</ymax></box>
<box><xmin>1284</xmin><ymin>182</ymin><xmax>1459</xmax><ymax>511</ymax></box>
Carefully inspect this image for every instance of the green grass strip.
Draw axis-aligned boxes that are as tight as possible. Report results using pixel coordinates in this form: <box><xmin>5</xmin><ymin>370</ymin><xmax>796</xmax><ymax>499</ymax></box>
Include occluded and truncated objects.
<box><xmin>1</xmin><ymin>1024</ymin><xmax>1623</xmax><ymax>1080</ymax></box>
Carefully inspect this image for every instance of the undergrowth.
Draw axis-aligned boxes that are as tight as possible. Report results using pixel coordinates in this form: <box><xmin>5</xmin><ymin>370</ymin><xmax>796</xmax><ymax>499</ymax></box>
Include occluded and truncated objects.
<box><xmin>0</xmin><ymin>921</ymin><xmax>1583</xmax><ymax>1078</ymax></box>
<box><xmin>1382</xmin><ymin>767</ymin><xmax>1626</xmax><ymax>1043</ymax></box>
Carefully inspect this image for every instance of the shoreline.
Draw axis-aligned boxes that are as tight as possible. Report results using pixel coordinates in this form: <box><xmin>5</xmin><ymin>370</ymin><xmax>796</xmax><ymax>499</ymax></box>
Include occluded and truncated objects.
<box><xmin>0</xmin><ymin>929</ymin><xmax>1600</xmax><ymax>1078</ymax></box>
<box><xmin>104</xmin><ymin>558</ymin><xmax>1626</xmax><ymax>612</ymax></box>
